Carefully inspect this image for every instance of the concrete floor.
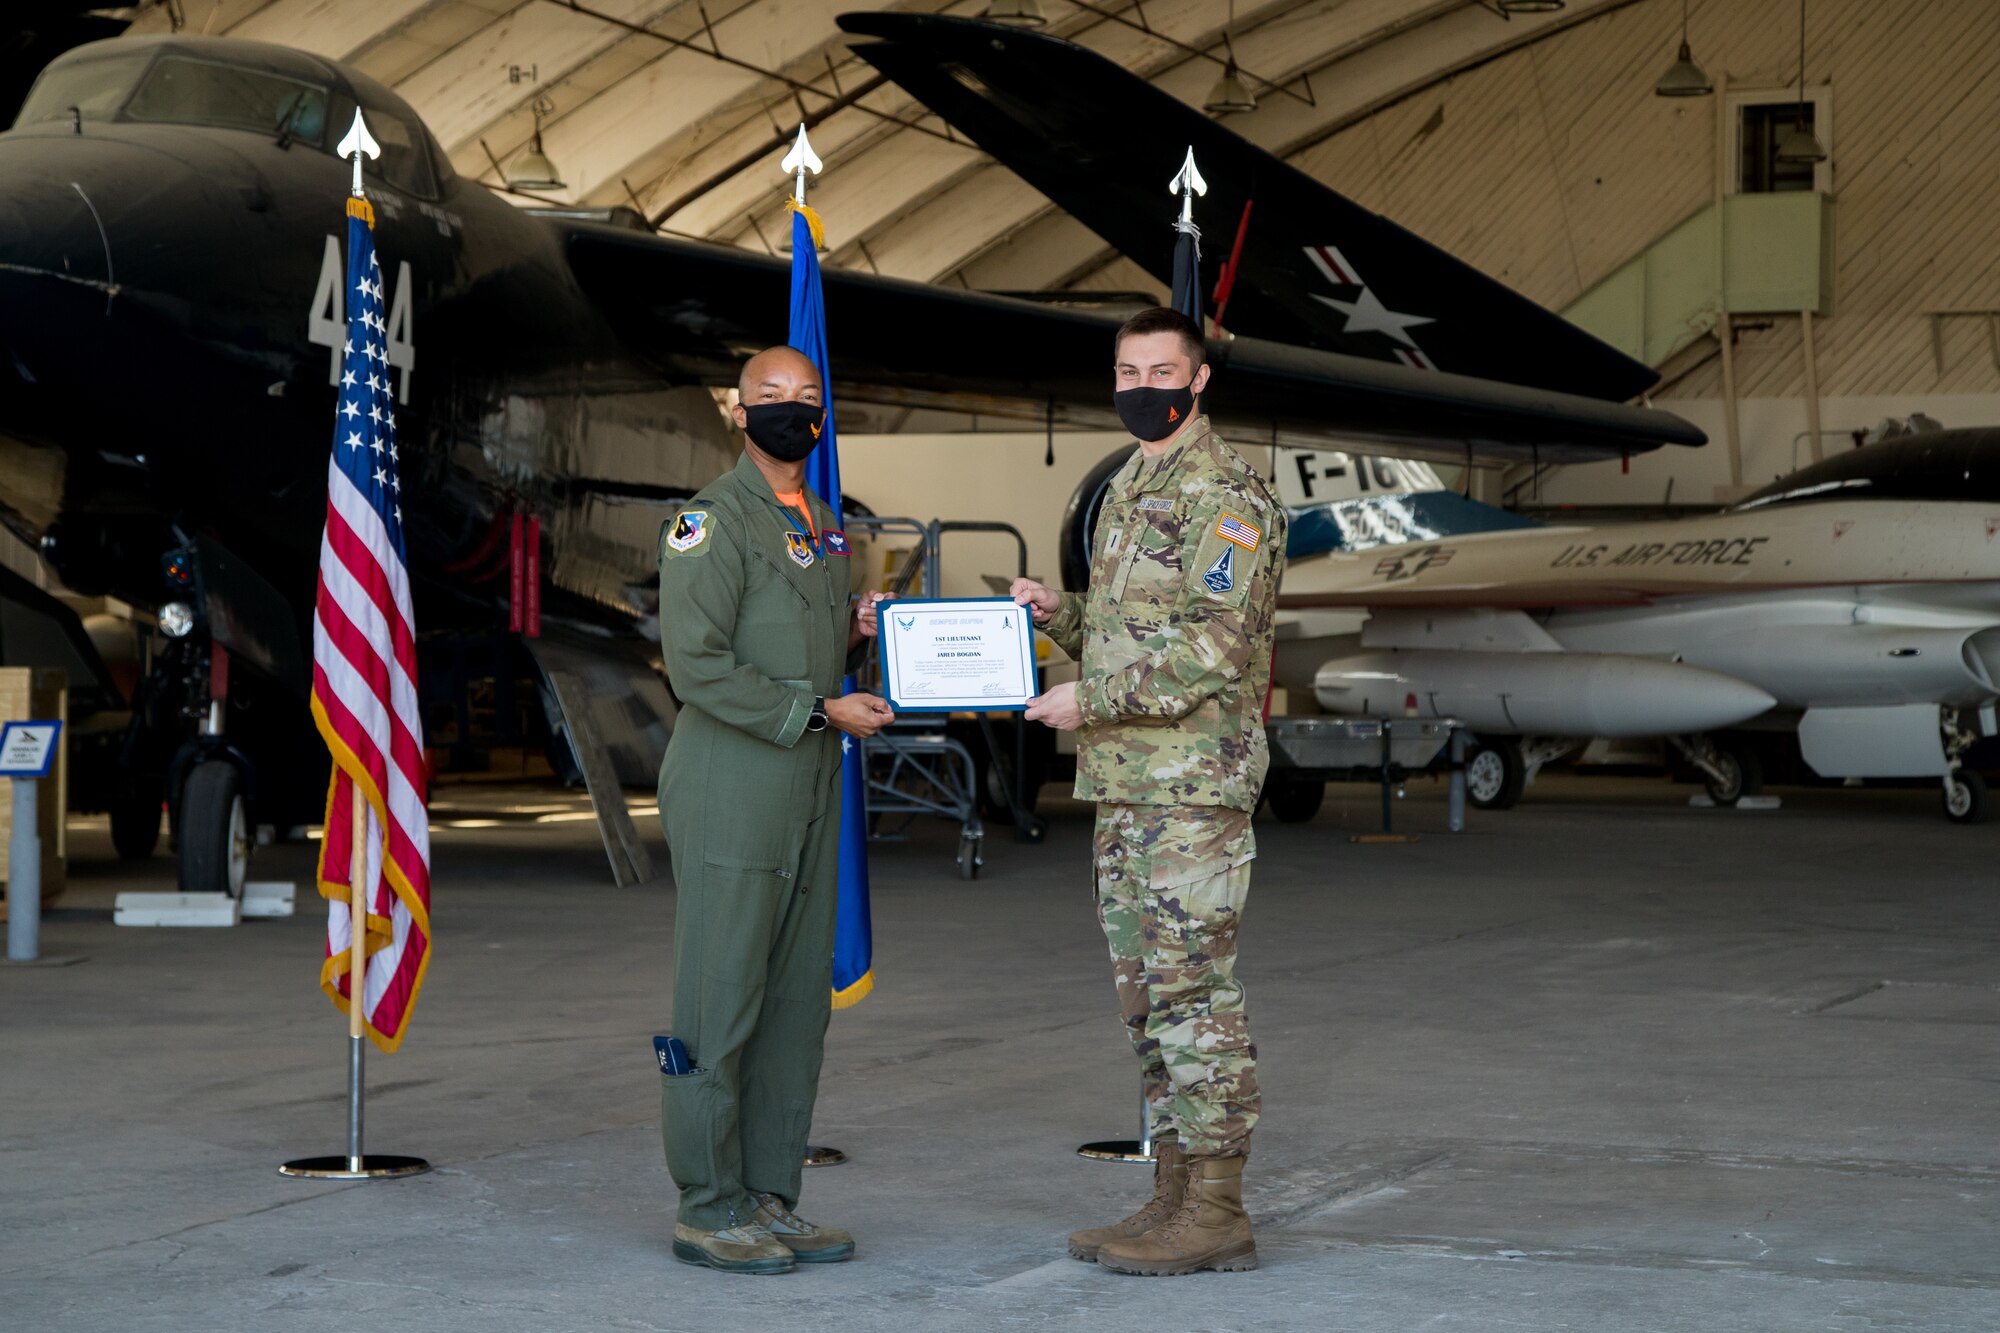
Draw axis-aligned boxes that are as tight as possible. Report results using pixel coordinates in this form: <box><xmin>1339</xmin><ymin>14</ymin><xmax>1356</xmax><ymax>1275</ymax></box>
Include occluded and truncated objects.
<box><xmin>4</xmin><ymin>773</ymin><xmax>1998</xmax><ymax>1332</ymax></box>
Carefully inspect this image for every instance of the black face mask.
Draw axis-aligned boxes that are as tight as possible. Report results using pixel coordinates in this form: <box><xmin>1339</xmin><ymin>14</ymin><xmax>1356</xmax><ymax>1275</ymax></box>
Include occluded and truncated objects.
<box><xmin>742</xmin><ymin>400</ymin><xmax>825</xmax><ymax>462</ymax></box>
<box><xmin>1114</xmin><ymin>384</ymin><xmax>1196</xmax><ymax>443</ymax></box>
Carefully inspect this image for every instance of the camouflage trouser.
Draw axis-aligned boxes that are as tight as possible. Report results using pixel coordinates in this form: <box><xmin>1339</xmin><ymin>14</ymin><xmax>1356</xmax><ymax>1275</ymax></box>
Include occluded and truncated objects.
<box><xmin>1092</xmin><ymin>802</ymin><xmax>1260</xmax><ymax>1159</ymax></box>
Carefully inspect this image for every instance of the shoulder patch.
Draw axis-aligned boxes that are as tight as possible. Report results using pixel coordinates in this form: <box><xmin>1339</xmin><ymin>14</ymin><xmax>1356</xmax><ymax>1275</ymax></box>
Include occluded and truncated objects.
<box><xmin>1216</xmin><ymin>513</ymin><xmax>1262</xmax><ymax>551</ymax></box>
<box><xmin>666</xmin><ymin>509</ymin><xmax>711</xmax><ymax>553</ymax></box>
<box><xmin>823</xmin><ymin>529</ymin><xmax>851</xmax><ymax>556</ymax></box>
<box><xmin>1202</xmin><ymin>545</ymin><xmax>1235</xmax><ymax>594</ymax></box>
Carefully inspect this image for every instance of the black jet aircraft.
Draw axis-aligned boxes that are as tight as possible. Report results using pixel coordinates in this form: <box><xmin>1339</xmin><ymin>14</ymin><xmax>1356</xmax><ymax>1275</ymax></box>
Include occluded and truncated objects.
<box><xmin>0</xmin><ymin>32</ymin><xmax>1699</xmax><ymax>892</ymax></box>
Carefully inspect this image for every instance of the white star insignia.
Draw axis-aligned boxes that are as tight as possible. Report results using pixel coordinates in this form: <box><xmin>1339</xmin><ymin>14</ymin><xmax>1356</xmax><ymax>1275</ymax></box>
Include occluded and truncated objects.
<box><xmin>342</xmin><ymin>339</ymin><xmax>353</xmax><ymax>355</ymax></box>
<box><xmin>373</xmin><ymin>466</ymin><xmax>389</xmax><ymax>487</ymax></box>
<box><xmin>340</xmin><ymin>400</ymin><xmax>359</xmax><ymax>419</ymax></box>
<box><xmin>340</xmin><ymin>369</ymin><xmax>356</xmax><ymax>388</ymax></box>
<box><xmin>365</xmin><ymin>373</ymin><xmax>381</xmax><ymax>392</ymax></box>
<box><xmin>389</xmin><ymin>472</ymin><xmax>400</xmax><ymax>492</ymax></box>
<box><xmin>841</xmin><ymin>735</ymin><xmax>852</xmax><ymax>756</ymax></box>
<box><xmin>363</xmin><ymin>341</ymin><xmax>378</xmax><ymax>361</ymax></box>
<box><xmin>369</xmin><ymin>404</ymin><xmax>382</xmax><ymax>423</ymax></box>
<box><xmin>1314</xmin><ymin>286</ymin><xmax>1434</xmax><ymax>348</ymax></box>
<box><xmin>370</xmin><ymin>436</ymin><xmax>385</xmax><ymax>454</ymax></box>
<box><xmin>393</xmin><ymin>504</ymin><xmax>402</xmax><ymax>523</ymax></box>
<box><xmin>345</xmin><ymin>430</ymin><xmax>363</xmax><ymax>450</ymax></box>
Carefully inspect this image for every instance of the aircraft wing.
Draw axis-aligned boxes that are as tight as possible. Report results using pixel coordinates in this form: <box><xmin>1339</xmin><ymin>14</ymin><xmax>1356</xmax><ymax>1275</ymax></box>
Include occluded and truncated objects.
<box><xmin>561</xmin><ymin>223</ymin><xmax>1704</xmax><ymax>466</ymax></box>
<box><xmin>836</xmin><ymin>11</ymin><xmax>1657</xmax><ymax>404</ymax></box>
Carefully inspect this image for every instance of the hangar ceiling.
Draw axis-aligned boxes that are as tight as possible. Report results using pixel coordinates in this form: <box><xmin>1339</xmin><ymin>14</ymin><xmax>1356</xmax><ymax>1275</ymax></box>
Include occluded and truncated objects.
<box><xmin>117</xmin><ymin>0</ymin><xmax>1632</xmax><ymax>299</ymax></box>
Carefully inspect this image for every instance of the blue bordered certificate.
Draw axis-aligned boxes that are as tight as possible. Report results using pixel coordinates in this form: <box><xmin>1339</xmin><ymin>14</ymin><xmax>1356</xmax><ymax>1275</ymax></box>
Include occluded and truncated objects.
<box><xmin>879</xmin><ymin>598</ymin><xmax>1037</xmax><ymax>712</ymax></box>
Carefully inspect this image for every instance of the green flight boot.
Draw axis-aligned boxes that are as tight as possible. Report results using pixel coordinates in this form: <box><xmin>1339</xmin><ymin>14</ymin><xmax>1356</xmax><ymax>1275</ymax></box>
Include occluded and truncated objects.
<box><xmin>1067</xmin><ymin>1137</ymin><xmax>1188</xmax><ymax>1262</ymax></box>
<box><xmin>671</xmin><ymin>1221</ymin><xmax>796</xmax><ymax>1275</ymax></box>
<box><xmin>753</xmin><ymin>1193</ymin><xmax>856</xmax><ymax>1263</ymax></box>
<box><xmin>1096</xmin><ymin>1153</ymin><xmax>1257</xmax><ymax>1276</ymax></box>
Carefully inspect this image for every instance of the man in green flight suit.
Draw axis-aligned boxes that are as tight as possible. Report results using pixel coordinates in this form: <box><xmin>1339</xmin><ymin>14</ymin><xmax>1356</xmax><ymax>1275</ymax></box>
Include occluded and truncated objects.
<box><xmin>1016</xmin><ymin>307</ymin><xmax>1285</xmax><ymax>1277</ymax></box>
<box><xmin>655</xmin><ymin>345</ymin><xmax>894</xmax><ymax>1274</ymax></box>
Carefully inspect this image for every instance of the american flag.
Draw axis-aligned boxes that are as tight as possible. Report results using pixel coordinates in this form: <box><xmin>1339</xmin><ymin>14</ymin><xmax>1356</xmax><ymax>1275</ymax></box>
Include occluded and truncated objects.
<box><xmin>310</xmin><ymin>196</ymin><xmax>431</xmax><ymax>1052</ymax></box>
<box><xmin>1217</xmin><ymin>514</ymin><xmax>1262</xmax><ymax>551</ymax></box>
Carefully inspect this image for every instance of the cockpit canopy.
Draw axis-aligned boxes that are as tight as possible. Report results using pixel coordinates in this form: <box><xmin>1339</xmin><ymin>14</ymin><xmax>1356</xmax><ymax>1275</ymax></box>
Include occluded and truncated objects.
<box><xmin>1734</xmin><ymin>428</ymin><xmax>2000</xmax><ymax>511</ymax></box>
<box><xmin>14</xmin><ymin>36</ymin><xmax>448</xmax><ymax>199</ymax></box>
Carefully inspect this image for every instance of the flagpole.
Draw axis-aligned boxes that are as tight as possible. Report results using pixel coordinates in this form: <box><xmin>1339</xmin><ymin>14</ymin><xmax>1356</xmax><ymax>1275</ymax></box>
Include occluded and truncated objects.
<box><xmin>282</xmin><ymin>108</ymin><xmax>429</xmax><ymax>1182</ymax></box>
<box><xmin>782</xmin><ymin>122</ymin><xmax>848</xmax><ymax>1171</ymax></box>
<box><xmin>1079</xmin><ymin>147</ymin><xmax>1210</xmax><ymax>1168</ymax></box>
<box><xmin>346</xmin><ymin>786</ymin><xmax>367</xmax><ymax>1172</ymax></box>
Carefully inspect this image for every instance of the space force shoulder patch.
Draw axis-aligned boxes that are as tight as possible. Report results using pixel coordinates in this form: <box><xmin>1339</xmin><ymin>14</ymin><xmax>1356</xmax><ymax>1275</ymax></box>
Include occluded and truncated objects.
<box><xmin>823</xmin><ymin>529</ymin><xmax>851</xmax><ymax>556</ymax></box>
<box><xmin>666</xmin><ymin>509</ymin><xmax>711</xmax><ymax>554</ymax></box>
<box><xmin>1203</xmin><ymin>545</ymin><xmax>1235</xmax><ymax>594</ymax></box>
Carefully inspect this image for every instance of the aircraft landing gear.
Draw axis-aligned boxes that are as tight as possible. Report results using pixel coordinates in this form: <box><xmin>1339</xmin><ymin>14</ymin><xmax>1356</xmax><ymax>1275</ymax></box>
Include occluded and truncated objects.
<box><xmin>1466</xmin><ymin>738</ymin><xmax>1526</xmax><ymax>810</ymax></box>
<box><xmin>1673</xmin><ymin>733</ymin><xmax>1761</xmax><ymax>806</ymax></box>
<box><xmin>1941</xmin><ymin>707</ymin><xmax>1988</xmax><ymax>825</ymax></box>
<box><xmin>180</xmin><ymin>759</ymin><xmax>250</xmax><ymax>895</ymax></box>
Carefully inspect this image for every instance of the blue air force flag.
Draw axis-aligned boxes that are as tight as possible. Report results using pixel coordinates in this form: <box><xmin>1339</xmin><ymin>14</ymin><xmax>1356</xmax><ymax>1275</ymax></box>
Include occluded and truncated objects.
<box><xmin>788</xmin><ymin>201</ymin><xmax>874</xmax><ymax>1008</ymax></box>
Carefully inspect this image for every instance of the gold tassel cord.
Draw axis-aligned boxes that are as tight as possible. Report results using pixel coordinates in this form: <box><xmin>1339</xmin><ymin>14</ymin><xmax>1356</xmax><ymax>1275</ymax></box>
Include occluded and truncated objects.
<box><xmin>786</xmin><ymin>199</ymin><xmax>825</xmax><ymax>251</ymax></box>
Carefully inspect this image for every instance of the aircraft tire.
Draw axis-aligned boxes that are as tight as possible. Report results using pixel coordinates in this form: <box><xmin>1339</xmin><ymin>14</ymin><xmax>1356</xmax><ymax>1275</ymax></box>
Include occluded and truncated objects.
<box><xmin>110</xmin><ymin>790</ymin><xmax>163</xmax><ymax>861</ymax></box>
<box><xmin>179</xmin><ymin>760</ymin><xmax>249</xmax><ymax>897</ymax></box>
<box><xmin>1701</xmin><ymin>742</ymin><xmax>1761</xmax><ymax>807</ymax></box>
<box><xmin>1944</xmin><ymin>769</ymin><xmax>1988</xmax><ymax>825</ymax></box>
<box><xmin>1267</xmin><ymin>777</ymin><xmax>1326</xmax><ymax>824</ymax></box>
<box><xmin>1466</xmin><ymin>739</ymin><xmax>1526</xmax><ymax>811</ymax></box>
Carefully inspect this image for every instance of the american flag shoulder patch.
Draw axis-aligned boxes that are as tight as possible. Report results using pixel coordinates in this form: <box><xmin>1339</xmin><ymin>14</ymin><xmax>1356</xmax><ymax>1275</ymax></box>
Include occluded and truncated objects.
<box><xmin>1216</xmin><ymin>514</ymin><xmax>1262</xmax><ymax>551</ymax></box>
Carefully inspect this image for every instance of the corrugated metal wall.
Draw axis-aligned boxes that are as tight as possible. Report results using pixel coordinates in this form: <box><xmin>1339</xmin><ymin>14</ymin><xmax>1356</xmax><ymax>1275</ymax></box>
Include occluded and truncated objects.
<box><xmin>1295</xmin><ymin>0</ymin><xmax>2000</xmax><ymax>404</ymax></box>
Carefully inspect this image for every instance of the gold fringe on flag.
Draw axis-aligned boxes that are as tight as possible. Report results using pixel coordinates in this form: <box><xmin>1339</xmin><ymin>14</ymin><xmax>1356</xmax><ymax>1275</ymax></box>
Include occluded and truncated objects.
<box><xmin>786</xmin><ymin>199</ymin><xmax>825</xmax><ymax>251</ymax></box>
<box><xmin>346</xmin><ymin>196</ymin><xmax>375</xmax><ymax>226</ymax></box>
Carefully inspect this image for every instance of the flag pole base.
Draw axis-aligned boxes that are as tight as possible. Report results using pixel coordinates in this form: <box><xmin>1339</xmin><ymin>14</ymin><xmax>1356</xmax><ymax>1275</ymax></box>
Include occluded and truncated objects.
<box><xmin>279</xmin><ymin>1154</ymin><xmax>431</xmax><ymax>1180</ymax></box>
<box><xmin>1075</xmin><ymin>1139</ymin><xmax>1156</xmax><ymax>1163</ymax></box>
<box><xmin>802</xmin><ymin>1144</ymin><xmax>846</xmax><ymax>1168</ymax></box>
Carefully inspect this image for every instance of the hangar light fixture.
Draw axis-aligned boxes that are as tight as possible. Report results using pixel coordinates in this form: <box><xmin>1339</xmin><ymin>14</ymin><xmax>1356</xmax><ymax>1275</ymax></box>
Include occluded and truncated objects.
<box><xmin>1204</xmin><ymin>59</ymin><xmax>1257</xmax><ymax>115</ymax></box>
<box><xmin>1774</xmin><ymin>0</ymin><xmax>1827</xmax><ymax>164</ymax></box>
<box><xmin>506</xmin><ymin>96</ymin><xmax>565</xmax><ymax>191</ymax></box>
<box><xmin>986</xmin><ymin>0</ymin><xmax>1048</xmax><ymax>26</ymax></box>
<box><xmin>1203</xmin><ymin>13</ymin><xmax>1256</xmax><ymax>116</ymax></box>
<box><xmin>1655</xmin><ymin>0</ymin><xmax>1713</xmax><ymax>97</ymax></box>
<box><xmin>1497</xmin><ymin>0</ymin><xmax>1566</xmax><ymax>12</ymax></box>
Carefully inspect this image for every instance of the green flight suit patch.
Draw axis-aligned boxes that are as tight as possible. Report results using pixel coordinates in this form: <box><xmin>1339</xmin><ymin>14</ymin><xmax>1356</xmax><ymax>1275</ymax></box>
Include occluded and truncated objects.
<box><xmin>665</xmin><ymin>509</ymin><xmax>712</xmax><ymax>556</ymax></box>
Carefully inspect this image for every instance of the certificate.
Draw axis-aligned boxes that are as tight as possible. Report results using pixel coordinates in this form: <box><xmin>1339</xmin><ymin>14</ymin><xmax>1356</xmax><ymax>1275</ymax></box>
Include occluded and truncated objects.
<box><xmin>879</xmin><ymin>598</ymin><xmax>1038</xmax><ymax>712</ymax></box>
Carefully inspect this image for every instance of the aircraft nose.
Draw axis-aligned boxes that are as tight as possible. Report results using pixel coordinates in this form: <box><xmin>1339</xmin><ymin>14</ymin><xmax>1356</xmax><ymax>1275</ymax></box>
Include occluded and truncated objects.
<box><xmin>0</xmin><ymin>136</ymin><xmax>141</xmax><ymax>381</ymax></box>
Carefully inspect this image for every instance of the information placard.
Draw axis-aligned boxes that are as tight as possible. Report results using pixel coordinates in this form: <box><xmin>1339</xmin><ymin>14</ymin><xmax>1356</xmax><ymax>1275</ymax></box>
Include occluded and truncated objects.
<box><xmin>0</xmin><ymin>720</ymin><xmax>61</xmax><ymax>779</ymax></box>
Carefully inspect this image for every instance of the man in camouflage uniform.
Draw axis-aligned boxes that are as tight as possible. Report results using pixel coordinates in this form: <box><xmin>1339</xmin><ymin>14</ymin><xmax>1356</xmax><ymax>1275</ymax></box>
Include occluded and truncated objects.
<box><xmin>1017</xmin><ymin>306</ymin><xmax>1285</xmax><ymax>1277</ymax></box>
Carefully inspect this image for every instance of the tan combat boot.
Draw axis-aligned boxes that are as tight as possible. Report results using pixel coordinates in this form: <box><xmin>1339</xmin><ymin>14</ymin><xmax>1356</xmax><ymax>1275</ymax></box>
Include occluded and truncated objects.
<box><xmin>671</xmin><ymin>1221</ymin><xmax>795</xmax><ymax>1274</ymax></box>
<box><xmin>1067</xmin><ymin>1138</ymin><xmax>1188</xmax><ymax>1262</ymax></box>
<box><xmin>752</xmin><ymin>1192</ymin><xmax>856</xmax><ymax>1263</ymax></box>
<box><xmin>1095</xmin><ymin>1153</ymin><xmax>1257</xmax><ymax>1276</ymax></box>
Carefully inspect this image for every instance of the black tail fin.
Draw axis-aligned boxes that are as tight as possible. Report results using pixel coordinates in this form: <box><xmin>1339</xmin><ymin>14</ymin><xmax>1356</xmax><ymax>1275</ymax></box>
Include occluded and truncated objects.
<box><xmin>839</xmin><ymin>12</ymin><xmax>1655</xmax><ymax>403</ymax></box>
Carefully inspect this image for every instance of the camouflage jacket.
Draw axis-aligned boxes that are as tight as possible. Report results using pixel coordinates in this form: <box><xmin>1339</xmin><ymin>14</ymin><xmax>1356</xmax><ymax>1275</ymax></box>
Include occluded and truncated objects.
<box><xmin>1044</xmin><ymin>417</ymin><xmax>1285</xmax><ymax>811</ymax></box>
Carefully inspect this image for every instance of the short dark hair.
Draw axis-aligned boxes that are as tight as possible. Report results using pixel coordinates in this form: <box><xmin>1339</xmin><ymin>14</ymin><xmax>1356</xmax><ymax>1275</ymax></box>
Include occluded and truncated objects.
<box><xmin>1114</xmin><ymin>306</ymin><xmax>1205</xmax><ymax>371</ymax></box>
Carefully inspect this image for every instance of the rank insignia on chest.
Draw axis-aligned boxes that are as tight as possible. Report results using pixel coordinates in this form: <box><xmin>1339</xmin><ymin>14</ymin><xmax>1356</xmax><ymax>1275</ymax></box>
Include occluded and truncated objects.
<box><xmin>1103</xmin><ymin>528</ymin><xmax>1125</xmax><ymax>557</ymax></box>
<box><xmin>666</xmin><ymin>509</ymin><xmax>710</xmax><ymax>552</ymax></box>
<box><xmin>822</xmin><ymin>529</ymin><xmax>851</xmax><ymax>557</ymax></box>
<box><xmin>785</xmin><ymin>531</ymin><xmax>816</xmax><ymax>567</ymax></box>
<box><xmin>1216</xmin><ymin>514</ymin><xmax>1262</xmax><ymax>551</ymax></box>
<box><xmin>1203</xmin><ymin>545</ymin><xmax>1235</xmax><ymax>594</ymax></box>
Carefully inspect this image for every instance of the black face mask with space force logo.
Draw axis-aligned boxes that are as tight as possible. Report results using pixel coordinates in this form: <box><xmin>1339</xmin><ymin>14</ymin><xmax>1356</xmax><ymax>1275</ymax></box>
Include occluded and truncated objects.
<box><xmin>743</xmin><ymin>400</ymin><xmax>825</xmax><ymax>462</ymax></box>
<box><xmin>1114</xmin><ymin>383</ymin><xmax>1197</xmax><ymax>443</ymax></box>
